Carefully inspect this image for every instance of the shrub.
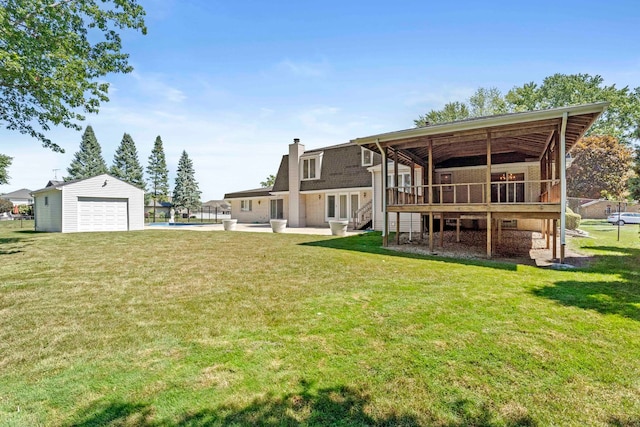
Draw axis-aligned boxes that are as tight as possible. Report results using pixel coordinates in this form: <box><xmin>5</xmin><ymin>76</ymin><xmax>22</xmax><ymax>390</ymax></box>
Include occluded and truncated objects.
<box><xmin>0</xmin><ymin>199</ymin><xmax>12</xmax><ymax>213</ymax></box>
<box><xmin>18</xmin><ymin>205</ymin><xmax>33</xmax><ymax>215</ymax></box>
<box><xmin>566</xmin><ymin>206</ymin><xmax>581</xmax><ymax>230</ymax></box>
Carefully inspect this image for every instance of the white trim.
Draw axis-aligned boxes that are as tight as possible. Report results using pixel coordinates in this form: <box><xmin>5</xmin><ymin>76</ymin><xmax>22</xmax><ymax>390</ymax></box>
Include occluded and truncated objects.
<box><xmin>325</xmin><ymin>190</ymin><xmax>361</xmax><ymax>222</ymax></box>
<box><xmin>352</xmin><ymin>102</ymin><xmax>609</xmax><ymax>146</ymax></box>
<box><xmin>300</xmin><ymin>186</ymin><xmax>370</xmax><ymax>195</ymax></box>
<box><xmin>300</xmin><ymin>152</ymin><xmax>323</xmax><ymax>181</ymax></box>
<box><xmin>361</xmin><ymin>147</ymin><xmax>373</xmax><ymax>166</ymax></box>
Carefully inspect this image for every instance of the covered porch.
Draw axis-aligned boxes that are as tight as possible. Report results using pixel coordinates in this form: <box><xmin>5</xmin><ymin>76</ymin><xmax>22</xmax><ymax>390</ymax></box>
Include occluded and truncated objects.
<box><xmin>353</xmin><ymin>102</ymin><xmax>607</xmax><ymax>262</ymax></box>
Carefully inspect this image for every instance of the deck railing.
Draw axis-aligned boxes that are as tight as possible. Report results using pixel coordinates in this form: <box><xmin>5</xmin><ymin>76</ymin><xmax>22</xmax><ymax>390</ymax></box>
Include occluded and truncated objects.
<box><xmin>386</xmin><ymin>179</ymin><xmax>560</xmax><ymax>206</ymax></box>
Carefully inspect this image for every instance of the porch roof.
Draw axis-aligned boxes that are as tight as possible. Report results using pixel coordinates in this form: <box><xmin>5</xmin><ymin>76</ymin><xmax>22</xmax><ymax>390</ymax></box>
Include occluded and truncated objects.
<box><xmin>352</xmin><ymin>102</ymin><xmax>608</xmax><ymax>167</ymax></box>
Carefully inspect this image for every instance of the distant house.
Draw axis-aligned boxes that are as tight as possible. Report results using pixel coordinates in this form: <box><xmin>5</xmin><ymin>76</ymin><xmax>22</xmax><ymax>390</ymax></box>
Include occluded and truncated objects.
<box><xmin>571</xmin><ymin>198</ymin><xmax>640</xmax><ymax>219</ymax></box>
<box><xmin>144</xmin><ymin>200</ymin><xmax>173</xmax><ymax>219</ymax></box>
<box><xmin>224</xmin><ymin>140</ymin><xmax>380</xmax><ymax>228</ymax></box>
<box><xmin>31</xmin><ymin>174</ymin><xmax>144</xmax><ymax>233</ymax></box>
<box><xmin>0</xmin><ymin>188</ymin><xmax>33</xmax><ymax>213</ymax></box>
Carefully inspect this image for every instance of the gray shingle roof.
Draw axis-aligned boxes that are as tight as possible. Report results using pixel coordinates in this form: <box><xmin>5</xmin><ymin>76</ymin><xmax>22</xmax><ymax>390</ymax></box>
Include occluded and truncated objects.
<box><xmin>0</xmin><ymin>188</ymin><xmax>33</xmax><ymax>199</ymax></box>
<box><xmin>224</xmin><ymin>187</ymin><xmax>273</xmax><ymax>199</ymax></box>
<box><xmin>302</xmin><ymin>143</ymin><xmax>380</xmax><ymax>191</ymax></box>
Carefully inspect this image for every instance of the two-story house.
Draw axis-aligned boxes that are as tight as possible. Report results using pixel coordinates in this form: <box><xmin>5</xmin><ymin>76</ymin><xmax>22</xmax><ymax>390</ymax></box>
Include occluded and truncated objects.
<box><xmin>224</xmin><ymin>139</ymin><xmax>381</xmax><ymax>229</ymax></box>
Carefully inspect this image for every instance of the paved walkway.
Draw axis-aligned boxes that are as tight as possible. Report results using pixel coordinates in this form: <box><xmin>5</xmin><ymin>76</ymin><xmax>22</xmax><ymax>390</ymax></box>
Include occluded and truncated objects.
<box><xmin>146</xmin><ymin>222</ymin><xmax>365</xmax><ymax>236</ymax></box>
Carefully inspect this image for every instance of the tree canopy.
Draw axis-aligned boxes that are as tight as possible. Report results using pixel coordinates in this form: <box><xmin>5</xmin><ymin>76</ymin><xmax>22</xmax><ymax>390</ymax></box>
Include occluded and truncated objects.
<box><xmin>66</xmin><ymin>125</ymin><xmax>107</xmax><ymax>180</ymax></box>
<box><xmin>0</xmin><ymin>154</ymin><xmax>11</xmax><ymax>185</ymax></box>
<box><xmin>172</xmin><ymin>150</ymin><xmax>201</xmax><ymax>212</ymax></box>
<box><xmin>628</xmin><ymin>145</ymin><xmax>640</xmax><ymax>201</ymax></box>
<box><xmin>111</xmin><ymin>133</ymin><xmax>145</xmax><ymax>190</ymax></box>
<box><xmin>566</xmin><ymin>135</ymin><xmax>634</xmax><ymax>200</ymax></box>
<box><xmin>415</xmin><ymin>74</ymin><xmax>640</xmax><ymax>144</ymax></box>
<box><xmin>0</xmin><ymin>0</ymin><xmax>147</xmax><ymax>152</ymax></box>
<box><xmin>260</xmin><ymin>174</ymin><xmax>275</xmax><ymax>188</ymax></box>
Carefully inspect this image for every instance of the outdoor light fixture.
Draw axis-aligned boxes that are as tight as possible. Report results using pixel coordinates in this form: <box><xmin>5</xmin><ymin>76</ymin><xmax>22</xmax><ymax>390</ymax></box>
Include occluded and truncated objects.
<box><xmin>102</xmin><ymin>179</ymin><xmax>108</xmax><ymax>187</ymax></box>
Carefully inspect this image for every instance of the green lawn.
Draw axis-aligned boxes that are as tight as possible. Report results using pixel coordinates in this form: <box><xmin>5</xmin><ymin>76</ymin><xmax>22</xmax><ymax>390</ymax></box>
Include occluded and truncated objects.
<box><xmin>0</xmin><ymin>220</ymin><xmax>638</xmax><ymax>426</ymax></box>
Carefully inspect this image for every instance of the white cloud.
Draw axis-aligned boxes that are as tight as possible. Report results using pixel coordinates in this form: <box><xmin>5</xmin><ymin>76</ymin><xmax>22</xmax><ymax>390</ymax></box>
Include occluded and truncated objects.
<box><xmin>277</xmin><ymin>58</ymin><xmax>330</xmax><ymax>78</ymax></box>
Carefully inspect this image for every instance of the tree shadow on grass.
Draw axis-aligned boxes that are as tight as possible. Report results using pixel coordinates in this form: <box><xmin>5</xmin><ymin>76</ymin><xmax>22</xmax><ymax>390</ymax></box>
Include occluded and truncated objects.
<box><xmin>300</xmin><ymin>232</ymin><xmax>518</xmax><ymax>271</ymax></box>
<box><xmin>533</xmin><ymin>246</ymin><xmax>640</xmax><ymax>321</ymax></box>
<box><xmin>66</xmin><ymin>383</ymin><xmax>538</xmax><ymax>426</ymax></box>
<box><xmin>0</xmin><ymin>236</ymin><xmax>30</xmax><ymax>255</ymax></box>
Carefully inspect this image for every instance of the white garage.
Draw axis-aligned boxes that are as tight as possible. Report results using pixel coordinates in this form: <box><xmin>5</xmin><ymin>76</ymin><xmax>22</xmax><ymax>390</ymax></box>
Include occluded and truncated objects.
<box><xmin>31</xmin><ymin>174</ymin><xmax>145</xmax><ymax>233</ymax></box>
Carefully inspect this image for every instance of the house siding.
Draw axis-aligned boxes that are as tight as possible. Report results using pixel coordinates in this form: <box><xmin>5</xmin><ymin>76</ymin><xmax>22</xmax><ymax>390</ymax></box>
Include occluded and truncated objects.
<box><xmin>58</xmin><ymin>175</ymin><xmax>144</xmax><ymax>233</ymax></box>
<box><xmin>34</xmin><ymin>190</ymin><xmax>62</xmax><ymax>232</ymax></box>
<box><xmin>229</xmin><ymin>197</ymin><xmax>270</xmax><ymax>223</ymax></box>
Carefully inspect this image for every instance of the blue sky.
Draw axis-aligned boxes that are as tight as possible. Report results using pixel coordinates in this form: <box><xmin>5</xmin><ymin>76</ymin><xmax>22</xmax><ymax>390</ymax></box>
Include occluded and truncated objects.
<box><xmin>1</xmin><ymin>0</ymin><xmax>639</xmax><ymax>200</ymax></box>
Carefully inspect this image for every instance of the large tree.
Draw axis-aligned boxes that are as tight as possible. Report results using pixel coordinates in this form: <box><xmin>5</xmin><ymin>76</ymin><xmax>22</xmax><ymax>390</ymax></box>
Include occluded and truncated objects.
<box><xmin>110</xmin><ymin>132</ymin><xmax>145</xmax><ymax>189</ymax></box>
<box><xmin>506</xmin><ymin>74</ymin><xmax>640</xmax><ymax>144</ymax></box>
<box><xmin>628</xmin><ymin>145</ymin><xmax>640</xmax><ymax>201</ymax></box>
<box><xmin>260</xmin><ymin>174</ymin><xmax>275</xmax><ymax>188</ymax></box>
<box><xmin>0</xmin><ymin>154</ymin><xmax>11</xmax><ymax>185</ymax></box>
<box><xmin>172</xmin><ymin>150</ymin><xmax>201</xmax><ymax>212</ymax></box>
<box><xmin>0</xmin><ymin>0</ymin><xmax>146</xmax><ymax>152</ymax></box>
<box><xmin>66</xmin><ymin>125</ymin><xmax>107</xmax><ymax>180</ymax></box>
<box><xmin>416</xmin><ymin>75</ymin><xmax>640</xmax><ymax>144</ymax></box>
<box><xmin>414</xmin><ymin>88</ymin><xmax>507</xmax><ymax>126</ymax></box>
<box><xmin>567</xmin><ymin>135</ymin><xmax>634</xmax><ymax>200</ymax></box>
<box><xmin>146</xmin><ymin>135</ymin><xmax>169</xmax><ymax>206</ymax></box>
<box><xmin>0</xmin><ymin>0</ymin><xmax>146</xmax><ymax>184</ymax></box>
<box><xmin>415</xmin><ymin>101</ymin><xmax>469</xmax><ymax>127</ymax></box>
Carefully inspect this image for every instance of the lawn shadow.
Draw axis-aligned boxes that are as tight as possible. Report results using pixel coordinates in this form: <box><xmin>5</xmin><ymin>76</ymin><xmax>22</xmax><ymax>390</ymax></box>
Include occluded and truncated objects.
<box><xmin>300</xmin><ymin>232</ymin><xmax>518</xmax><ymax>271</ymax></box>
<box><xmin>67</xmin><ymin>383</ymin><xmax>538</xmax><ymax>426</ymax></box>
<box><xmin>0</xmin><ymin>236</ymin><xmax>31</xmax><ymax>255</ymax></box>
<box><xmin>533</xmin><ymin>245</ymin><xmax>640</xmax><ymax>321</ymax></box>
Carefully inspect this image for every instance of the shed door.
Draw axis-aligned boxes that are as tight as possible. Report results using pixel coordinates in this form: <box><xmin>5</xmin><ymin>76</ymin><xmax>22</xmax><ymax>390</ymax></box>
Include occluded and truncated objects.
<box><xmin>78</xmin><ymin>197</ymin><xmax>128</xmax><ymax>232</ymax></box>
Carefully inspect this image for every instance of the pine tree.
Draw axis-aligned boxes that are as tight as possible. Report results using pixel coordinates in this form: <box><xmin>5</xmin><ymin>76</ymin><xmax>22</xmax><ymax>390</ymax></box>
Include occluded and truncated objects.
<box><xmin>111</xmin><ymin>133</ymin><xmax>145</xmax><ymax>190</ymax></box>
<box><xmin>146</xmin><ymin>136</ymin><xmax>170</xmax><ymax>210</ymax></box>
<box><xmin>66</xmin><ymin>126</ymin><xmax>108</xmax><ymax>180</ymax></box>
<box><xmin>172</xmin><ymin>150</ymin><xmax>201</xmax><ymax>212</ymax></box>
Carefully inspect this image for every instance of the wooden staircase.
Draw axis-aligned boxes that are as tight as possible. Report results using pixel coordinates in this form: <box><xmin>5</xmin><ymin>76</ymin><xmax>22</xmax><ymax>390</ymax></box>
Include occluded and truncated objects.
<box><xmin>352</xmin><ymin>200</ymin><xmax>373</xmax><ymax>230</ymax></box>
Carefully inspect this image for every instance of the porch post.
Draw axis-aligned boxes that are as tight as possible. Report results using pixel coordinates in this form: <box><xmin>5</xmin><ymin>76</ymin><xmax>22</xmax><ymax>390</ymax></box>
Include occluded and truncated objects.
<box><xmin>487</xmin><ymin>212</ymin><xmax>492</xmax><ymax>258</ymax></box>
<box><xmin>439</xmin><ymin>213</ymin><xmax>444</xmax><ymax>247</ymax></box>
<box><xmin>429</xmin><ymin>213</ymin><xmax>434</xmax><ymax>252</ymax></box>
<box><xmin>486</xmin><ymin>130</ymin><xmax>492</xmax><ymax>205</ymax></box>
<box><xmin>486</xmin><ymin>130</ymin><xmax>492</xmax><ymax>258</ymax></box>
<box><xmin>379</xmin><ymin>142</ymin><xmax>389</xmax><ymax>246</ymax></box>
<box><xmin>559</xmin><ymin>112</ymin><xmax>568</xmax><ymax>263</ymax></box>
<box><xmin>428</xmin><ymin>139</ymin><xmax>433</xmax><ymax>204</ymax></box>
<box><xmin>552</xmin><ymin>219</ymin><xmax>557</xmax><ymax>259</ymax></box>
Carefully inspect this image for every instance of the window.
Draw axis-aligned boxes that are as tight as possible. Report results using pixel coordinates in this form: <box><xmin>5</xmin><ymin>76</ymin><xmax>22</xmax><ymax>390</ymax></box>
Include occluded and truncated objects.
<box><xmin>326</xmin><ymin>192</ymin><xmax>360</xmax><ymax>221</ymax></box>
<box><xmin>240</xmin><ymin>200</ymin><xmax>252</xmax><ymax>211</ymax></box>
<box><xmin>270</xmin><ymin>199</ymin><xmax>284</xmax><ymax>219</ymax></box>
<box><xmin>327</xmin><ymin>195</ymin><xmax>336</xmax><ymax>218</ymax></box>
<box><xmin>387</xmin><ymin>173</ymin><xmax>412</xmax><ymax>191</ymax></box>
<box><xmin>300</xmin><ymin>154</ymin><xmax>322</xmax><ymax>180</ymax></box>
<box><xmin>361</xmin><ymin>148</ymin><xmax>373</xmax><ymax>166</ymax></box>
<box><xmin>44</xmin><ymin>196</ymin><xmax>49</xmax><ymax>206</ymax></box>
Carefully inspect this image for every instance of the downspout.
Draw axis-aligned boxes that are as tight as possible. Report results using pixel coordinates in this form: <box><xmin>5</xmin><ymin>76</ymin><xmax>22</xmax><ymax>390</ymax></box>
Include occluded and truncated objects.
<box><xmin>375</xmin><ymin>138</ymin><xmax>387</xmax><ymax>241</ymax></box>
<box><xmin>559</xmin><ymin>112</ymin><xmax>568</xmax><ymax>263</ymax></box>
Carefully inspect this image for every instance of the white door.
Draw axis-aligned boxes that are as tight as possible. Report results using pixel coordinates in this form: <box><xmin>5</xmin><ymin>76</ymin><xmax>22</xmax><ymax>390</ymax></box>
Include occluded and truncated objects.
<box><xmin>78</xmin><ymin>197</ymin><xmax>128</xmax><ymax>232</ymax></box>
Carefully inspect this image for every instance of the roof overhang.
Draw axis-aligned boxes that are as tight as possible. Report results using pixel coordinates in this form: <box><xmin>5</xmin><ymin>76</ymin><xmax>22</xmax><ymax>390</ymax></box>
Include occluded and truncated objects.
<box><xmin>352</xmin><ymin>102</ymin><xmax>608</xmax><ymax>167</ymax></box>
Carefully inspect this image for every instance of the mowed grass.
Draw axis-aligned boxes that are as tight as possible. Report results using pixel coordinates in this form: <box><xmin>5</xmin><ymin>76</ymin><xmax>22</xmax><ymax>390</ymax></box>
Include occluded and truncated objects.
<box><xmin>0</xmin><ymin>221</ymin><xmax>639</xmax><ymax>426</ymax></box>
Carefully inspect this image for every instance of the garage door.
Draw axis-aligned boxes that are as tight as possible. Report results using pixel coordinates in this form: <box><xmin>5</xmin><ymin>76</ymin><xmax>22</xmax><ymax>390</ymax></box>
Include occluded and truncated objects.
<box><xmin>78</xmin><ymin>197</ymin><xmax>128</xmax><ymax>232</ymax></box>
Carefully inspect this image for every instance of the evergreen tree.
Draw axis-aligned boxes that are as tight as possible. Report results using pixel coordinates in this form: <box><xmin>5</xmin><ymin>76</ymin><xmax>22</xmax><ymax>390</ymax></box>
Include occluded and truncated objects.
<box><xmin>66</xmin><ymin>126</ymin><xmax>108</xmax><ymax>180</ymax></box>
<box><xmin>111</xmin><ymin>133</ymin><xmax>145</xmax><ymax>190</ymax></box>
<box><xmin>146</xmin><ymin>136</ymin><xmax>170</xmax><ymax>209</ymax></box>
<box><xmin>172</xmin><ymin>150</ymin><xmax>201</xmax><ymax>212</ymax></box>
